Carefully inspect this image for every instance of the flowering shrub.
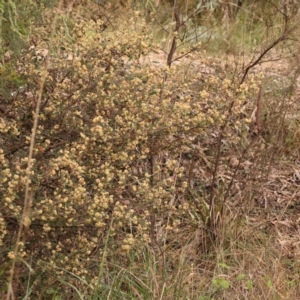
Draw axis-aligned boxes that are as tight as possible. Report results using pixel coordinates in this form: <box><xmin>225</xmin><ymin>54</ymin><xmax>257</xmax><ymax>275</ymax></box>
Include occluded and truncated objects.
<box><xmin>0</xmin><ymin>6</ymin><xmax>260</xmax><ymax>295</ymax></box>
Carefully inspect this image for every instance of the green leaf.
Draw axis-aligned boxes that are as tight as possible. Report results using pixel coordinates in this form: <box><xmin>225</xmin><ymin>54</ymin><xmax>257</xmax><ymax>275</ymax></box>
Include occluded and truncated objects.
<box><xmin>46</xmin><ymin>288</ymin><xmax>56</xmax><ymax>294</ymax></box>
<box><xmin>213</xmin><ymin>278</ymin><xmax>230</xmax><ymax>290</ymax></box>
<box><xmin>236</xmin><ymin>274</ymin><xmax>246</xmax><ymax>280</ymax></box>
<box><xmin>218</xmin><ymin>262</ymin><xmax>231</xmax><ymax>269</ymax></box>
<box><xmin>267</xmin><ymin>280</ymin><xmax>272</xmax><ymax>288</ymax></box>
<box><xmin>246</xmin><ymin>280</ymin><xmax>252</xmax><ymax>291</ymax></box>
